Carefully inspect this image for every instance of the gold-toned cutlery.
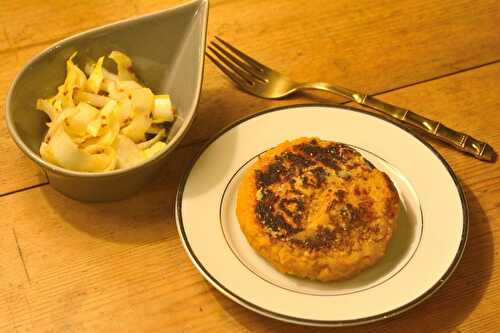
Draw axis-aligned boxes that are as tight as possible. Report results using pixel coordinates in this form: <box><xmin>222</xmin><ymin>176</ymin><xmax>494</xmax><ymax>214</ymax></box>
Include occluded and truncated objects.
<box><xmin>206</xmin><ymin>36</ymin><xmax>496</xmax><ymax>162</ymax></box>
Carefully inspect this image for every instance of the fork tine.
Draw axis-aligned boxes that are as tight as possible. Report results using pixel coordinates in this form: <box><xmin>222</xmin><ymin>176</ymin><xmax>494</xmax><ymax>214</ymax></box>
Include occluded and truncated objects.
<box><xmin>210</xmin><ymin>40</ymin><xmax>267</xmax><ymax>83</ymax></box>
<box><xmin>205</xmin><ymin>49</ymin><xmax>250</xmax><ymax>88</ymax></box>
<box><xmin>207</xmin><ymin>45</ymin><xmax>256</xmax><ymax>85</ymax></box>
<box><xmin>214</xmin><ymin>36</ymin><xmax>270</xmax><ymax>72</ymax></box>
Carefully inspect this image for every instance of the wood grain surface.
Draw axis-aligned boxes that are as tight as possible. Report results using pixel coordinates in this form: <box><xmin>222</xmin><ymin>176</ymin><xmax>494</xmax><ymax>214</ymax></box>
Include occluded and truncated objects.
<box><xmin>0</xmin><ymin>0</ymin><xmax>499</xmax><ymax>332</ymax></box>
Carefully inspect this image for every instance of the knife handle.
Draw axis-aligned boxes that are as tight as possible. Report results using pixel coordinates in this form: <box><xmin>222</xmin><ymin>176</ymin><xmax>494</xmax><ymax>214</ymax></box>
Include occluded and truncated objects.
<box><xmin>356</xmin><ymin>94</ymin><xmax>496</xmax><ymax>162</ymax></box>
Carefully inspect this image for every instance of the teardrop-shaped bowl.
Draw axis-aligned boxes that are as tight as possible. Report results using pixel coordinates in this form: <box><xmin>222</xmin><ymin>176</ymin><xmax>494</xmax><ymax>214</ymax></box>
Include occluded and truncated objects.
<box><xmin>5</xmin><ymin>0</ymin><xmax>208</xmax><ymax>202</ymax></box>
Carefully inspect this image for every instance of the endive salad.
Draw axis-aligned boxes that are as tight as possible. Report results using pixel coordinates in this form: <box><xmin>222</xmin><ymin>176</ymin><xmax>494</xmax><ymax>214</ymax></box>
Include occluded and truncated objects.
<box><xmin>37</xmin><ymin>51</ymin><xmax>175</xmax><ymax>172</ymax></box>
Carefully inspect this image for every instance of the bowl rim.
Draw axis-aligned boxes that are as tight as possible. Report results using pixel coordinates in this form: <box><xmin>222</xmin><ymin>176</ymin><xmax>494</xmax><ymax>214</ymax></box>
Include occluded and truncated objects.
<box><xmin>5</xmin><ymin>0</ymin><xmax>208</xmax><ymax>178</ymax></box>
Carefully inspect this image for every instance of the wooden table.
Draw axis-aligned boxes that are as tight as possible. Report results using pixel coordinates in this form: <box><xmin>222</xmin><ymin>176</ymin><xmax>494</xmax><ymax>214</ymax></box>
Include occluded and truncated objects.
<box><xmin>1</xmin><ymin>0</ymin><xmax>499</xmax><ymax>332</ymax></box>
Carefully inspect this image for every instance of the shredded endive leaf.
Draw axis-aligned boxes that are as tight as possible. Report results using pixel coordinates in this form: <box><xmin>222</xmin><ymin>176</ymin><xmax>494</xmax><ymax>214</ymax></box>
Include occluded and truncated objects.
<box><xmin>64</xmin><ymin>102</ymin><xmax>99</xmax><ymax>137</ymax></box>
<box><xmin>85</xmin><ymin>56</ymin><xmax>104</xmax><ymax>94</ymax></box>
<box><xmin>153</xmin><ymin>95</ymin><xmax>175</xmax><ymax>123</ymax></box>
<box><xmin>36</xmin><ymin>51</ymin><xmax>175</xmax><ymax>172</ymax></box>
<box><xmin>109</xmin><ymin>51</ymin><xmax>137</xmax><ymax>81</ymax></box>
<box><xmin>43</xmin><ymin>128</ymin><xmax>116</xmax><ymax>172</ymax></box>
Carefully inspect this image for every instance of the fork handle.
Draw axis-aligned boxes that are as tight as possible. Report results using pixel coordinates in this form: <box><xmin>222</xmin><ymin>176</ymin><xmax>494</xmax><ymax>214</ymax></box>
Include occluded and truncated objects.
<box><xmin>304</xmin><ymin>82</ymin><xmax>495</xmax><ymax>161</ymax></box>
<box><xmin>355</xmin><ymin>94</ymin><xmax>496</xmax><ymax>162</ymax></box>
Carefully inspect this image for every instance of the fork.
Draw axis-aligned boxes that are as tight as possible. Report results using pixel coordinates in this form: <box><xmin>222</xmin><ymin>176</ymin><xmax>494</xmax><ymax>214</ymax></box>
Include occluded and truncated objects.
<box><xmin>206</xmin><ymin>37</ymin><xmax>496</xmax><ymax>162</ymax></box>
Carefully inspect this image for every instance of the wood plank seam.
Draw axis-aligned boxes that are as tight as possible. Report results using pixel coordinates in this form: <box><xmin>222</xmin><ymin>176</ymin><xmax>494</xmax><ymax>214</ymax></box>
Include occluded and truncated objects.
<box><xmin>372</xmin><ymin>59</ymin><xmax>500</xmax><ymax>96</ymax></box>
<box><xmin>0</xmin><ymin>37</ymin><xmax>63</xmax><ymax>58</ymax></box>
<box><xmin>12</xmin><ymin>227</ymin><xmax>32</xmax><ymax>284</ymax></box>
<box><xmin>0</xmin><ymin>182</ymin><xmax>49</xmax><ymax>199</ymax></box>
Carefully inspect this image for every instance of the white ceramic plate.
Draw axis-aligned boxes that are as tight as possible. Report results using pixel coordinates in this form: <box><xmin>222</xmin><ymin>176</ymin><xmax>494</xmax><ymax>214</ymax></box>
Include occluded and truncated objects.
<box><xmin>176</xmin><ymin>104</ymin><xmax>468</xmax><ymax>326</ymax></box>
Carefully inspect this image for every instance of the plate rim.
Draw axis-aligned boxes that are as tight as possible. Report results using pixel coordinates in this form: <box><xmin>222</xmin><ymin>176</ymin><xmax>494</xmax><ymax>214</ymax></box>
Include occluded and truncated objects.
<box><xmin>175</xmin><ymin>103</ymin><xmax>469</xmax><ymax>327</ymax></box>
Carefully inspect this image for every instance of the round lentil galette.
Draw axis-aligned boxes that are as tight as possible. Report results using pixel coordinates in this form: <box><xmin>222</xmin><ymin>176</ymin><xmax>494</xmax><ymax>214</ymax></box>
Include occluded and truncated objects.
<box><xmin>236</xmin><ymin>137</ymin><xmax>399</xmax><ymax>282</ymax></box>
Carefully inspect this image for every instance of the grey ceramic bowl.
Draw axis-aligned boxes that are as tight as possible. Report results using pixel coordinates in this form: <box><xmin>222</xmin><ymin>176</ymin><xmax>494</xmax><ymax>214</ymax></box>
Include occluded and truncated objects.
<box><xmin>6</xmin><ymin>0</ymin><xmax>208</xmax><ymax>202</ymax></box>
